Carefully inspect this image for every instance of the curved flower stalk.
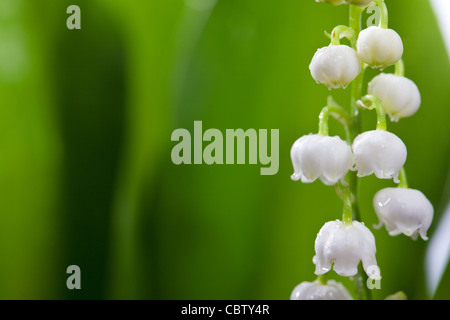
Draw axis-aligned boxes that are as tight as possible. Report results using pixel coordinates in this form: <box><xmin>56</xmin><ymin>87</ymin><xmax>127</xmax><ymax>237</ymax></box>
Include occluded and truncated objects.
<box><xmin>290</xmin><ymin>279</ymin><xmax>353</xmax><ymax>300</ymax></box>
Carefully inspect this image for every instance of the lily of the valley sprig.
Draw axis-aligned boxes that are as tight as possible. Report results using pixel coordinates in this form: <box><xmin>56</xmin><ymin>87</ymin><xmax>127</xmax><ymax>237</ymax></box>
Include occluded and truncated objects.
<box><xmin>289</xmin><ymin>0</ymin><xmax>433</xmax><ymax>300</ymax></box>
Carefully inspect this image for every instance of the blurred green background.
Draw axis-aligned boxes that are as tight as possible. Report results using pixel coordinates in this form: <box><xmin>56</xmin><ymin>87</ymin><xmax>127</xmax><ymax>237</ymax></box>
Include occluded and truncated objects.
<box><xmin>0</xmin><ymin>0</ymin><xmax>449</xmax><ymax>300</ymax></box>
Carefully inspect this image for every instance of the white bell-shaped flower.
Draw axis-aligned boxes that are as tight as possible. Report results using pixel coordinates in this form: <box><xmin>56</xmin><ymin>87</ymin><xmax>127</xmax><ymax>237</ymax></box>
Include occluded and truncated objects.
<box><xmin>373</xmin><ymin>187</ymin><xmax>434</xmax><ymax>240</ymax></box>
<box><xmin>352</xmin><ymin>130</ymin><xmax>407</xmax><ymax>183</ymax></box>
<box><xmin>309</xmin><ymin>45</ymin><xmax>361</xmax><ymax>89</ymax></box>
<box><xmin>313</xmin><ymin>220</ymin><xmax>377</xmax><ymax>277</ymax></box>
<box><xmin>368</xmin><ymin>73</ymin><xmax>421</xmax><ymax>122</ymax></box>
<box><xmin>316</xmin><ymin>0</ymin><xmax>372</xmax><ymax>6</ymax></box>
<box><xmin>290</xmin><ymin>280</ymin><xmax>353</xmax><ymax>300</ymax></box>
<box><xmin>357</xmin><ymin>26</ymin><xmax>403</xmax><ymax>69</ymax></box>
<box><xmin>291</xmin><ymin>134</ymin><xmax>354</xmax><ymax>185</ymax></box>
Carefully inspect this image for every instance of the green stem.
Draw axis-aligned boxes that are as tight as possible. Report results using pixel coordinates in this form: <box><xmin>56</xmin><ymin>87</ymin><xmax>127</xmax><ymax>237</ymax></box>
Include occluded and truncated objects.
<box><xmin>318</xmin><ymin>273</ymin><xmax>328</xmax><ymax>285</ymax></box>
<box><xmin>348</xmin><ymin>4</ymin><xmax>363</xmax><ymax>222</ymax></box>
<box><xmin>329</xmin><ymin>105</ymin><xmax>351</xmax><ymax>143</ymax></box>
<box><xmin>373</xmin><ymin>0</ymin><xmax>389</xmax><ymax>28</ymax></box>
<box><xmin>331</xmin><ymin>32</ymin><xmax>340</xmax><ymax>46</ymax></box>
<box><xmin>348</xmin><ymin>4</ymin><xmax>371</xmax><ymax>301</ymax></box>
<box><xmin>342</xmin><ymin>185</ymin><xmax>353</xmax><ymax>225</ymax></box>
<box><xmin>398</xmin><ymin>167</ymin><xmax>408</xmax><ymax>188</ymax></box>
<box><xmin>358</xmin><ymin>95</ymin><xmax>387</xmax><ymax>131</ymax></box>
<box><xmin>349</xmin><ymin>5</ymin><xmax>362</xmax><ymax>38</ymax></box>
<box><xmin>318</xmin><ymin>107</ymin><xmax>329</xmax><ymax>136</ymax></box>
<box><xmin>318</xmin><ymin>97</ymin><xmax>351</xmax><ymax>137</ymax></box>
<box><xmin>349</xmin><ymin>5</ymin><xmax>363</xmax><ymax>141</ymax></box>
<box><xmin>395</xmin><ymin>59</ymin><xmax>405</xmax><ymax>77</ymax></box>
<box><xmin>327</xmin><ymin>96</ymin><xmax>351</xmax><ymax>125</ymax></box>
<box><xmin>335</xmin><ymin>182</ymin><xmax>344</xmax><ymax>200</ymax></box>
<box><xmin>354</xmin><ymin>264</ymin><xmax>369</xmax><ymax>300</ymax></box>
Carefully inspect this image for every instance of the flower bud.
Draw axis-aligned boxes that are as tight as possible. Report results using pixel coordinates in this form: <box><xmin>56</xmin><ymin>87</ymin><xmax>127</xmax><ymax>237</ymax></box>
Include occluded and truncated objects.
<box><xmin>357</xmin><ymin>26</ymin><xmax>403</xmax><ymax>69</ymax></box>
<box><xmin>313</xmin><ymin>220</ymin><xmax>377</xmax><ymax>277</ymax></box>
<box><xmin>352</xmin><ymin>130</ymin><xmax>407</xmax><ymax>183</ymax></box>
<box><xmin>309</xmin><ymin>45</ymin><xmax>361</xmax><ymax>89</ymax></box>
<box><xmin>291</xmin><ymin>134</ymin><xmax>354</xmax><ymax>185</ymax></box>
<box><xmin>373</xmin><ymin>187</ymin><xmax>434</xmax><ymax>240</ymax></box>
<box><xmin>368</xmin><ymin>73</ymin><xmax>421</xmax><ymax>122</ymax></box>
<box><xmin>290</xmin><ymin>280</ymin><xmax>353</xmax><ymax>300</ymax></box>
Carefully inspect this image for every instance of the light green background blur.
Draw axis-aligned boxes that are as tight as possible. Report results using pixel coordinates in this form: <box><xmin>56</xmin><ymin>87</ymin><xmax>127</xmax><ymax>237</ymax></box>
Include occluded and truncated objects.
<box><xmin>0</xmin><ymin>0</ymin><xmax>449</xmax><ymax>299</ymax></box>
